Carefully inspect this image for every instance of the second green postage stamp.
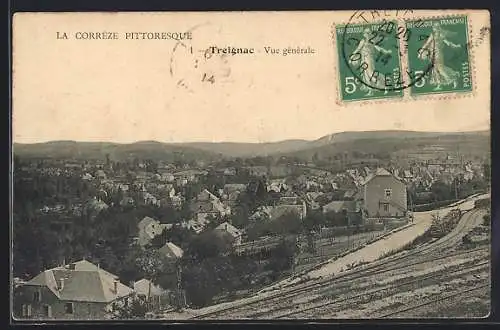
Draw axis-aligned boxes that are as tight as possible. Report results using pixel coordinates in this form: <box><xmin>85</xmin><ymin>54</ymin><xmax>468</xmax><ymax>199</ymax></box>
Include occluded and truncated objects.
<box><xmin>406</xmin><ymin>15</ymin><xmax>472</xmax><ymax>96</ymax></box>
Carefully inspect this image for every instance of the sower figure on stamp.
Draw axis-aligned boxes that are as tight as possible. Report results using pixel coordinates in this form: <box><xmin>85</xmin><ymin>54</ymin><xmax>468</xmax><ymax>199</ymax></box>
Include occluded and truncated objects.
<box><xmin>349</xmin><ymin>28</ymin><xmax>392</xmax><ymax>96</ymax></box>
<box><xmin>418</xmin><ymin>24</ymin><xmax>462</xmax><ymax>91</ymax></box>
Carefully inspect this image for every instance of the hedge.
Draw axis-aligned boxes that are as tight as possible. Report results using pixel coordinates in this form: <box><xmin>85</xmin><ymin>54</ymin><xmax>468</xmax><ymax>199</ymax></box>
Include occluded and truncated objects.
<box><xmin>412</xmin><ymin>199</ymin><xmax>459</xmax><ymax>212</ymax></box>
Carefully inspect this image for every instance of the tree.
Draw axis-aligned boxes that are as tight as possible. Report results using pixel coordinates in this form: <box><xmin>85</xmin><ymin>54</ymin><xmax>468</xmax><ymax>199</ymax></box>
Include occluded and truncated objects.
<box><xmin>186</xmin><ymin>231</ymin><xmax>232</xmax><ymax>261</ymax></box>
<box><xmin>483</xmin><ymin>163</ymin><xmax>491</xmax><ymax>182</ymax></box>
<box><xmin>431</xmin><ymin>181</ymin><xmax>452</xmax><ymax>201</ymax></box>
<box><xmin>135</xmin><ymin>248</ymin><xmax>166</xmax><ymax>301</ymax></box>
<box><xmin>266</xmin><ymin>238</ymin><xmax>298</xmax><ymax>274</ymax></box>
<box><xmin>112</xmin><ymin>296</ymin><xmax>147</xmax><ymax>319</ymax></box>
<box><xmin>182</xmin><ymin>257</ymin><xmax>233</xmax><ymax>307</ymax></box>
<box><xmin>303</xmin><ymin>210</ymin><xmax>325</xmax><ymax>233</ymax></box>
<box><xmin>164</xmin><ymin>225</ymin><xmax>194</xmax><ymax>250</ymax></box>
<box><xmin>483</xmin><ymin>213</ymin><xmax>491</xmax><ymax>226</ymax></box>
<box><xmin>230</xmin><ymin>203</ymin><xmax>250</xmax><ymax>229</ymax></box>
<box><xmin>271</xmin><ymin>211</ymin><xmax>302</xmax><ymax>236</ymax></box>
<box><xmin>149</xmin><ymin>228</ymin><xmax>168</xmax><ymax>249</ymax></box>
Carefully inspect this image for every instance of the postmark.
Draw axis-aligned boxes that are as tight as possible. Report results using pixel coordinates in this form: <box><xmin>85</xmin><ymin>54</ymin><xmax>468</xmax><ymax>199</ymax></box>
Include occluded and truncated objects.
<box><xmin>334</xmin><ymin>10</ymin><xmax>437</xmax><ymax>103</ymax></box>
<box><xmin>333</xmin><ymin>10</ymin><xmax>478</xmax><ymax>103</ymax></box>
<box><xmin>405</xmin><ymin>16</ymin><xmax>473</xmax><ymax>96</ymax></box>
<box><xmin>169</xmin><ymin>23</ymin><xmax>232</xmax><ymax>93</ymax></box>
<box><xmin>336</xmin><ymin>21</ymin><xmax>405</xmax><ymax>101</ymax></box>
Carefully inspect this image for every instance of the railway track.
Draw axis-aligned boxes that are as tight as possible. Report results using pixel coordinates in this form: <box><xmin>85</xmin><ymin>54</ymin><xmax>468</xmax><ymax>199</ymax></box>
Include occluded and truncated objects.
<box><xmin>194</xmin><ymin>246</ymin><xmax>488</xmax><ymax>319</ymax></box>
<box><xmin>189</xmin><ymin>199</ymin><xmax>488</xmax><ymax>320</ymax></box>
<box><xmin>377</xmin><ymin>283</ymin><xmax>490</xmax><ymax>318</ymax></box>
<box><xmin>248</xmin><ymin>248</ymin><xmax>488</xmax><ymax>318</ymax></box>
<box><xmin>271</xmin><ymin>260</ymin><xmax>489</xmax><ymax>319</ymax></box>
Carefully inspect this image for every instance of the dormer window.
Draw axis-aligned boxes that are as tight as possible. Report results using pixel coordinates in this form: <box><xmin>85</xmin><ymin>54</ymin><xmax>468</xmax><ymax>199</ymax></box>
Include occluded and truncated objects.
<box><xmin>384</xmin><ymin>189</ymin><xmax>392</xmax><ymax>198</ymax></box>
<box><xmin>33</xmin><ymin>290</ymin><xmax>41</xmax><ymax>302</ymax></box>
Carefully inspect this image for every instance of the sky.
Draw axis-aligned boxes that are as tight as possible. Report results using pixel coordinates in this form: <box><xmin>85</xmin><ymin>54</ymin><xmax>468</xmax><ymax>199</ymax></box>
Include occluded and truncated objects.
<box><xmin>12</xmin><ymin>11</ymin><xmax>490</xmax><ymax>144</ymax></box>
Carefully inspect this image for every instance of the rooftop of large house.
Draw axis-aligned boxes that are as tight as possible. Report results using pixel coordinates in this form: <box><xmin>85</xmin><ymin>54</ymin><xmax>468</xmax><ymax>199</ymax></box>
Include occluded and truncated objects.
<box><xmin>159</xmin><ymin>242</ymin><xmax>184</xmax><ymax>259</ymax></box>
<box><xmin>214</xmin><ymin>222</ymin><xmax>242</xmax><ymax>238</ymax></box>
<box><xmin>362</xmin><ymin>167</ymin><xmax>398</xmax><ymax>185</ymax></box>
<box><xmin>133</xmin><ymin>279</ymin><xmax>166</xmax><ymax>297</ymax></box>
<box><xmin>323</xmin><ymin>200</ymin><xmax>359</xmax><ymax>213</ymax></box>
<box><xmin>22</xmin><ymin>260</ymin><xmax>133</xmax><ymax>303</ymax></box>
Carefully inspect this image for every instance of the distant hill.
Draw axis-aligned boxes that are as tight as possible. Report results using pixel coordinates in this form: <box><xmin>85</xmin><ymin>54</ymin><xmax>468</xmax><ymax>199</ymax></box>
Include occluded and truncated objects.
<box><xmin>13</xmin><ymin>130</ymin><xmax>490</xmax><ymax>161</ymax></box>
<box><xmin>311</xmin><ymin>130</ymin><xmax>471</xmax><ymax>146</ymax></box>
<box><xmin>178</xmin><ymin>140</ymin><xmax>311</xmax><ymax>157</ymax></box>
<box><xmin>13</xmin><ymin>140</ymin><xmax>222</xmax><ymax>162</ymax></box>
<box><xmin>180</xmin><ymin>130</ymin><xmax>489</xmax><ymax>157</ymax></box>
<box><xmin>280</xmin><ymin>130</ymin><xmax>490</xmax><ymax>160</ymax></box>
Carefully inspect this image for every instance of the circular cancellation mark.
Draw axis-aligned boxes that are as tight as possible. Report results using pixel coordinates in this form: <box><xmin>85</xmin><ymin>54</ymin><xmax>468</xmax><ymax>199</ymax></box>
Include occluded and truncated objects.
<box><xmin>340</xmin><ymin>10</ymin><xmax>436</xmax><ymax>93</ymax></box>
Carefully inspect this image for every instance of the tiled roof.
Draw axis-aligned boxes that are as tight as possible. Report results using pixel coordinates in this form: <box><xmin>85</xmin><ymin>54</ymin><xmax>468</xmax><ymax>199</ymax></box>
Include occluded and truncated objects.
<box><xmin>138</xmin><ymin>216</ymin><xmax>158</xmax><ymax>229</ymax></box>
<box><xmin>159</xmin><ymin>242</ymin><xmax>184</xmax><ymax>259</ymax></box>
<box><xmin>270</xmin><ymin>205</ymin><xmax>305</xmax><ymax>220</ymax></box>
<box><xmin>223</xmin><ymin>184</ymin><xmax>247</xmax><ymax>193</ymax></box>
<box><xmin>323</xmin><ymin>200</ymin><xmax>357</xmax><ymax>213</ymax></box>
<box><xmin>214</xmin><ymin>222</ymin><xmax>242</xmax><ymax>238</ymax></box>
<box><xmin>133</xmin><ymin>279</ymin><xmax>166</xmax><ymax>297</ymax></box>
<box><xmin>362</xmin><ymin>167</ymin><xmax>399</xmax><ymax>185</ymax></box>
<box><xmin>23</xmin><ymin>260</ymin><xmax>133</xmax><ymax>303</ymax></box>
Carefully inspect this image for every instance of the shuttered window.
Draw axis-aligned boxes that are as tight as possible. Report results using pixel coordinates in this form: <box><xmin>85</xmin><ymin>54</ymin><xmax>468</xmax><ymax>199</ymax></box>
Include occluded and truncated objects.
<box><xmin>43</xmin><ymin>305</ymin><xmax>52</xmax><ymax>317</ymax></box>
<box><xmin>22</xmin><ymin>304</ymin><xmax>32</xmax><ymax>317</ymax></box>
<box><xmin>64</xmin><ymin>302</ymin><xmax>74</xmax><ymax>314</ymax></box>
<box><xmin>33</xmin><ymin>290</ymin><xmax>41</xmax><ymax>302</ymax></box>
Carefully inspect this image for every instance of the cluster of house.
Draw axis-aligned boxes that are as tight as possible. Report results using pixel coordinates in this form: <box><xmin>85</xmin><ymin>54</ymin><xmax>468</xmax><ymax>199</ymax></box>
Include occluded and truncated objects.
<box><xmin>14</xmin><ymin>213</ymin><xmax>246</xmax><ymax>320</ymax></box>
<box><xmin>347</xmin><ymin>159</ymin><xmax>484</xmax><ymax>189</ymax></box>
<box><xmin>137</xmin><ymin>166</ymin><xmax>411</xmax><ymax>255</ymax></box>
<box><xmin>32</xmin><ymin>155</ymin><xmax>484</xmax><ymax>221</ymax></box>
<box><xmin>13</xmin><ymin>259</ymin><xmax>178</xmax><ymax>320</ymax></box>
<box><xmin>15</xmin><ymin>155</ymin><xmax>488</xmax><ymax>319</ymax></box>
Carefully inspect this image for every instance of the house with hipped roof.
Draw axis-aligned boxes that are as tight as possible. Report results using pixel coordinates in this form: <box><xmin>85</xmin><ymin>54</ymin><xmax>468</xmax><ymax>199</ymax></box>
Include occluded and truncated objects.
<box><xmin>322</xmin><ymin>200</ymin><xmax>363</xmax><ymax>226</ymax></box>
<box><xmin>158</xmin><ymin>242</ymin><xmax>184</xmax><ymax>261</ymax></box>
<box><xmin>190</xmin><ymin>189</ymin><xmax>231</xmax><ymax>222</ymax></box>
<box><xmin>213</xmin><ymin>222</ymin><xmax>243</xmax><ymax>246</ymax></box>
<box><xmin>132</xmin><ymin>279</ymin><xmax>172</xmax><ymax>311</ymax></box>
<box><xmin>13</xmin><ymin>260</ymin><xmax>134</xmax><ymax>320</ymax></box>
<box><xmin>360</xmin><ymin>168</ymin><xmax>408</xmax><ymax>220</ymax></box>
<box><xmin>137</xmin><ymin>216</ymin><xmax>172</xmax><ymax>247</ymax></box>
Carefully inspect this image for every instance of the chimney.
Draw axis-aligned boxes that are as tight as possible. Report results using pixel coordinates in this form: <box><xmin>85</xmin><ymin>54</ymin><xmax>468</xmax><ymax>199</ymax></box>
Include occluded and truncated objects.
<box><xmin>59</xmin><ymin>278</ymin><xmax>64</xmax><ymax>291</ymax></box>
<box><xmin>113</xmin><ymin>280</ymin><xmax>118</xmax><ymax>294</ymax></box>
<box><xmin>129</xmin><ymin>281</ymin><xmax>135</xmax><ymax>289</ymax></box>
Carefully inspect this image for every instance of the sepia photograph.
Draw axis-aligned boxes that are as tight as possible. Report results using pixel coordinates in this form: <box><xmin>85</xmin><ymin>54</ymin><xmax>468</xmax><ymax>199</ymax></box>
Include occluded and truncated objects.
<box><xmin>11</xmin><ymin>10</ymin><xmax>491</xmax><ymax>321</ymax></box>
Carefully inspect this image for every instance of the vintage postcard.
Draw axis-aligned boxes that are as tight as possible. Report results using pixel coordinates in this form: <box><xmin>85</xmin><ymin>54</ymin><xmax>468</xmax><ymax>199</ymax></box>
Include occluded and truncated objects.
<box><xmin>11</xmin><ymin>10</ymin><xmax>491</xmax><ymax>321</ymax></box>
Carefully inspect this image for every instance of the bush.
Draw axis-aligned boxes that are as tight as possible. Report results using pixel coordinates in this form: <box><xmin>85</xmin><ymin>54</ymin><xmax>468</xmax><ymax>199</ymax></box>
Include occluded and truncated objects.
<box><xmin>413</xmin><ymin>199</ymin><xmax>459</xmax><ymax>212</ymax></box>
<box><xmin>483</xmin><ymin>213</ymin><xmax>491</xmax><ymax>226</ymax></box>
<box><xmin>462</xmin><ymin>234</ymin><xmax>472</xmax><ymax>245</ymax></box>
<box><xmin>475</xmin><ymin>198</ymin><xmax>491</xmax><ymax>209</ymax></box>
<box><xmin>429</xmin><ymin>209</ymin><xmax>462</xmax><ymax>238</ymax></box>
<box><xmin>111</xmin><ymin>297</ymin><xmax>148</xmax><ymax>319</ymax></box>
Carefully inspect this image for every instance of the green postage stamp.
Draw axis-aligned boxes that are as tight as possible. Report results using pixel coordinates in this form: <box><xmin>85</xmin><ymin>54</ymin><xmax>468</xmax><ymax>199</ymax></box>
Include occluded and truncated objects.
<box><xmin>335</xmin><ymin>14</ymin><xmax>472</xmax><ymax>102</ymax></box>
<box><xmin>406</xmin><ymin>16</ymin><xmax>472</xmax><ymax>96</ymax></box>
<box><xmin>335</xmin><ymin>21</ymin><xmax>404</xmax><ymax>102</ymax></box>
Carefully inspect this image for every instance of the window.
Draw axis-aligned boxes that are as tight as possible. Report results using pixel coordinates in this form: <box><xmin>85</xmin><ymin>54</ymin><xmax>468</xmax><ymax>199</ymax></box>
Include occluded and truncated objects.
<box><xmin>43</xmin><ymin>305</ymin><xmax>52</xmax><ymax>317</ymax></box>
<box><xmin>383</xmin><ymin>204</ymin><xmax>389</xmax><ymax>212</ymax></box>
<box><xmin>33</xmin><ymin>290</ymin><xmax>41</xmax><ymax>302</ymax></box>
<box><xmin>384</xmin><ymin>189</ymin><xmax>392</xmax><ymax>198</ymax></box>
<box><xmin>64</xmin><ymin>302</ymin><xmax>74</xmax><ymax>314</ymax></box>
<box><xmin>22</xmin><ymin>304</ymin><xmax>32</xmax><ymax>317</ymax></box>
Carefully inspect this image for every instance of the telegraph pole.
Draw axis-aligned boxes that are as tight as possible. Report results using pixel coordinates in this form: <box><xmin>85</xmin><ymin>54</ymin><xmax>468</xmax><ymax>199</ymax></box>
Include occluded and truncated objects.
<box><xmin>176</xmin><ymin>262</ymin><xmax>185</xmax><ymax>311</ymax></box>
